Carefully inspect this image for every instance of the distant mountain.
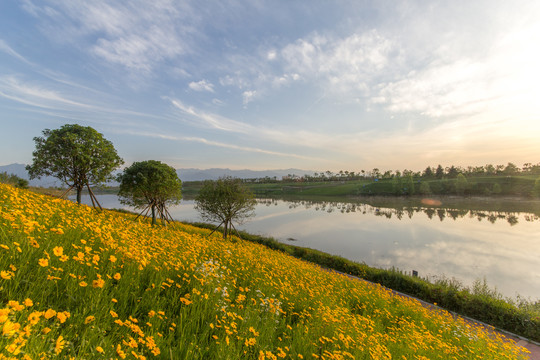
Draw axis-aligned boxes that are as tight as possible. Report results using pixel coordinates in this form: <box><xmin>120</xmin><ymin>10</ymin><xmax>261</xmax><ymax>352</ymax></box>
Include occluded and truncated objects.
<box><xmin>176</xmin><ymin>168</ymin><xmax>314</xmax><ymax>182</ymax></box>
<box><xmin>0</xmin><ymin>163</ymin><xmax>314</xmax><ymax>186</ymax></box>
<box><xmin>0</xmin><ymin>163</ymin><xmax>62</xmax><ymax>187</ymax></box>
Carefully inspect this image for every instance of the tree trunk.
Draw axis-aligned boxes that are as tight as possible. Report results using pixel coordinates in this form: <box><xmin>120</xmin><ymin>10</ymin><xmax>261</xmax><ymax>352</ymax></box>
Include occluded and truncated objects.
<box><xmin>222</xmin><ymin>220</ymin><xmax>229</xmax><ymax>239</ymax></box>
<box><xmin>76</xmin><ymin>185</ymin><xmax>83</xmax><ymax>204</ymax></box>
<box><xmin>151</xmin><ymin>204</ymin><xmax>157</xmax><ymax>226</ymax></box>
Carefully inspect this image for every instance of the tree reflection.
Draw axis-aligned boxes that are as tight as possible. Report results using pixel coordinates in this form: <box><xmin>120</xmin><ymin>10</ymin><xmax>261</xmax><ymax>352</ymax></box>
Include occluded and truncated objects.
<box><xmin>257</xmin><ymin>198</ymin><xmax>540</xmax><ymax>225</ymax></box>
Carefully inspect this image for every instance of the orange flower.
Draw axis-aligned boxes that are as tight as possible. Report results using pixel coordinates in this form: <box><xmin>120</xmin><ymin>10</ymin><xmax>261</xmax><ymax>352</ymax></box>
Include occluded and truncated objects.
<box><xmin>38</xmin><ymin>258</ymin><xmax>48</xmax><ymax>267</ymax></box>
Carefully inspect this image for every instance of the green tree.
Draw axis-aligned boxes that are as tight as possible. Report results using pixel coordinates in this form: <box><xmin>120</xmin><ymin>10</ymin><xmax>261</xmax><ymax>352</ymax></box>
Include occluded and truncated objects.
<box><xmin>435</xmin><ymin>165</ymin><xmax>444</xmax><ymax>179</ymax></box>
<box><xmin>418</xmin><ymin>181</ymin><xmax>432</xmax><ymax>195</ymax></box>
<box><xmin>26</xmin><ymin>124</ymin><xmax>123</xmax><ymax>205</ymax></box>
<box><xmin>492</xmin><ymin>183</ymin><xmax>502</xmax><ymax>195</ymax></box>
<box><xmin>455</xmin><ymin>173</ymin><xmax>469</xmax><ymax>195</ymax></box>
<box><xmin>503</xmin><ymin>162</ymin><xmax>519</xmax><ymax>175</ymax></box>
<box><xmin>532</xmin><ymin>177</ymin><xmax>540</xmax><ymax>198</ymax></box>
<box><xmin>446</xmin><ymin>165</ymin><xmax>459</xmax><ymax>179</ymax></box>
<box><xmin>422</xmin><ymin>166</ymin><xmax>434</xmax><ymax>178</ymax></box>
<box><xmin>391</xmin><ymin>175</ymin><xmax>401</xmax><ymax>195</ymax></box>
<box><xmin>403</xmin><ymin>175</ymin><xmax>415</xmax><ymax>195</ymax></box>
<box><xmin>195</xmin><ymin>177</ymin><xmax>256</xmax><ymax>239</ymax></box>
<box><xmin>0</xmin><ymin>172</ymin><xmax>29</xmax><ymax>189</ymax></box>
<box><xmin>117</xmin><ymin>160</ymin><xmax>182</xmax><ymax>226</ymax></box>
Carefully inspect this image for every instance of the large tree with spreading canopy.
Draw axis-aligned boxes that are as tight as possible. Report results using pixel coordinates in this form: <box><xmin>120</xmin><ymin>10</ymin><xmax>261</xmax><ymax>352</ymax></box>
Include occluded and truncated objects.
<box><xmin>26</xmin><ymin>124</ymin><xmax>123</xmax><ymax>206</ymax></box>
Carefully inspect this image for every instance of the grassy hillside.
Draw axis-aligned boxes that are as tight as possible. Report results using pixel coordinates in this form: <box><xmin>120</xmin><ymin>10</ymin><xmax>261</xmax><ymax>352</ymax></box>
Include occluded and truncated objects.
<box><xmin>0</xmin><ymin>184</ymin><xmax>530</xmax><ymax>359</ymax></box>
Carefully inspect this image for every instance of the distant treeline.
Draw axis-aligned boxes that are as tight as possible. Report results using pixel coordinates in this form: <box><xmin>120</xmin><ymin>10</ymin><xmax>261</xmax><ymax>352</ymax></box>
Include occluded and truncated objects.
<box><xmin>244</xmin><ymin>162</ymin><xmax>540</xmax><ymax>183</ymax></box>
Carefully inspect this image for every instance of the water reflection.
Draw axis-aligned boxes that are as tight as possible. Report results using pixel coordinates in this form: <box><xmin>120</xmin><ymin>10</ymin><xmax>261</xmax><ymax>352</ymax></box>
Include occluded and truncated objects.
<box><xmin>257</xmin><ymin>198</ymin><xmax>538</xmax><ymax>226</ymax></box>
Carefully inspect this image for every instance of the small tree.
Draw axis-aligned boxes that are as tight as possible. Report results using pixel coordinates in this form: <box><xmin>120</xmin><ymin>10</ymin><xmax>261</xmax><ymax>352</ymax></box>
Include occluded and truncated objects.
<box><xmin>455</xmin><ymin>173</ymin><xmax>469</xmax><ymax>195</ymax></box>
<box><xmin>195</xmin><ymin>177</ymin><xmax>256</xmax><ymax>239</ymax></box>
<box><xmin>418</xmin><ymin>181</ymin><xmax>432</xmax><ymax>195</ymax></box>
<box><xmin>27</xmin><ymin>124</ymin><xmax>123</xmax><ymax>206</ymax></box>
<box><xmin>403</xmin><ymin>175</ymin><xmax>415</xmax><ymax>195</ymax></box>
<box><xmin>117</xmin><ymin>160</ymin><xmax>182</xmax><ymax>226</ymax></box>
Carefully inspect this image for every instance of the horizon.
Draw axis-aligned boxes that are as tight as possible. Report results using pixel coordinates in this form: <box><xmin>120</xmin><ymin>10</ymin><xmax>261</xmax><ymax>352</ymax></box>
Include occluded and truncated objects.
<box><xmin>1</xmin><ymin>1</ymin><xmax>540</xmax><ymax>171</ymax></box>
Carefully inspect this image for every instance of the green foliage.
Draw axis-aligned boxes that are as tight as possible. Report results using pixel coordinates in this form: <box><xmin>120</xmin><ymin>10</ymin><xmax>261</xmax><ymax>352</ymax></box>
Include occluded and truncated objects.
<box><xmin>493</xmin><ymin>183</ymin><xmax>502</xmax><ymax>195</ymax></box>
<box><xmin>0</xmin><ymin>172</ymin><xmax>28</xmax><ymax>189</ymax></box>
<box><xmin>26</xmin><ymin>124</ymin><xmax>123</xmax><ymax>204</ymax></box>
<box><xmin>391</xmin><ymin>176</ymin><xmax>400</xmax><ymax>195</ymax></box>
<box><xmin>117</xmin><ymin>160</ymin><xmax>182</xmax><ymax>225</ymax></box>
<box><xmin>418</xmin><ymin>181</ymin><xmax>431</xmax><ymax>195</ymax></box>
<box><xmin>533</xmin><ymin>177</ymin><xmax>540</xmax><ymax>198</ymax></box>
<box><xmin>195</xmin><ymin>177</ymin><xmax>257</xmax><ymax>239</ymax></box>
<box><xmin>435</xmin><ymin>165</ymin><xmax>444</xmax><ymax>179</ymax></box>
<box><xmin>403</xmin><ymin>175</ymin><xmax>415</xmax><ymax>195</ymax></box>
<box><xmin>455</xmin><ymin>174</ymin><xmax>469</xmax><ymax>195</ymax></box>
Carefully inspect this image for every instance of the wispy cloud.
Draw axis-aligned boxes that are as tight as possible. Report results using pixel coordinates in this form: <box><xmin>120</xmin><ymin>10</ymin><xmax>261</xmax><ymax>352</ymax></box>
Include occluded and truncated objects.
<box><xmin>188</xmin><ymin>80</ymin><xmax>214</xmax><ymax>92</ymax></box>
<box><xmin>21</xmin><ymin>1</ymin><xmax>197</xmax><ymax>74</ymax></box>
<box><xmin>169</xmin><ymin>98</ymin><xmax>252</xmax><ymax>134</ymax></box>
<box><xmin>0</xmin><ymin>76</ymin><xmax>92</xmax><ymax>109</ymax></box>
<box><xmin>123</xmin><ymin>130</ymin><xmax>318</xmax><ymax>160</ymax></box>
<box><xmin>0</xmin><ymin>39</ymin><xmax>34</xmax><ymax>65</ymax></box>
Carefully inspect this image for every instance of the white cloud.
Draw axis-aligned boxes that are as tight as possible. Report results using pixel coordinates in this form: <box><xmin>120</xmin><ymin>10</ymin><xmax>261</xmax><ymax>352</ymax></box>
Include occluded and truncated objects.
<box><xmin>242</xmin><ymin>90</ymin><xmax>256</xmax><ymax>105</ymax></box>
<box><xmin>188</xmin><ymin>80</ymin><xmax>215</xmax><ymax>93</ymax></box>
<box><xmin>0</xmin><ymin>76</ymin><xmax>91</xmax><ymax>109</ymax></box>
<box><xmin>123</xmin><ymin>130</ymin><xmax>317</xmax><ymax>160</ymax></box>
<box><xmin>0</xmin><ymin>39</ymin><xmax>33</xmax><ymax>65</ymax></box>
<box><xmin>21</xmin><ymin>1</ymin><xmax>194</xmax><ymax>74</ymax></box>
<box><xmin>169</xmin><ymin>98</ymin><xmax>252</xmax><ymax>134</ymax></box>
<box><xmin>280</xmin><ymin>30</ymin><xmax>398</xmax><ymax>93</ymax></box>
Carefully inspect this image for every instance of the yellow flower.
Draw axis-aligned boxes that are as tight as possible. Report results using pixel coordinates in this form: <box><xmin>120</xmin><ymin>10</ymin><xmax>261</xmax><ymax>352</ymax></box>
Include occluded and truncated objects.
<box><xmin>109</xmin><ymin>255</ymin><xmax>117</xmax><ymax>262</ymax></box>
<box><xmin>1</xmin><ymin>270</ymin><xmax>13</xmax><ymax>279</ymax></box>
<box><xmin>38</xmin><ymin>258</ymin><xmax>48</xmax><ymax>267</ymax></box>
<box><xmin>23</xmin><ymin>298</ymin><xmax>33</xmax><ymax>307</ymax></box>
<box><xmin>55</xmin><ymin>335</ymin><xmax>65</xmax><ymax>354</ymax></box>
<box><xmin>42</xmin><ymin>327</ymin><xmax>52</xmax><ymax>334</ymax></box>
<box><xmin>93</xmin><ymin>278</ymin><xmax>105</xmax><ymax>288</ymax></box>
<box><xmin>180</xmin><ymin>297</ymin><xmax>192</xmax><ymax>305</ymax></box>
<box><xmin>245</xmin><ymin>337</ymin><xmax>257</xmax><ymax>346</ymax></box>
<box><xmin>110</xmin><ymin>310</ymin><xmax>118</xmax><ymax>318</ymax></box>
<box><xmin>2</xmin><ymin>320</ymin><xmax>20</xmax><ymax>336</ymax></box>
<box><xmin>44</xmin><ymin>309</ymin><xmax>56</xmax><ymax>319</ymax></box>
<box><xmin>96</xmin><ymin>346</ymin><xmax>104</xmax><ymax>353</ymax></box>
<box><xmin>85</xmin><ymin>316</ymin><xmax>95</xmax><ymax>324</ymax></box>
<box><xmin>57</xmin><ymin>312</ymin><xmax>68</xmax><ymax>323</ymax></box>
<box><xmin>79</xmin><ymin>281</ymin><xmax>88</xmax><ymax>287</ymax></box>
<box><xmin>53</xmin><ymin>246</ymin><xmax>63</xmax><ymax>256</ymax></box>
<box><xmin>28</xmin><ymin>311</ymin><xmax>42</xmax><ymax>325</ymax></box>
<box><xmin>113</xmin><ymin>273</ymin><xmax>121</xmax><ymax>280</ymax></box>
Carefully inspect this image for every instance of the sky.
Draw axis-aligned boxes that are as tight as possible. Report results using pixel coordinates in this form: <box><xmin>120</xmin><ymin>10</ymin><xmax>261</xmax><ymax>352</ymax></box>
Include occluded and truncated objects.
<box><xmin>1</xmin><ymin>0</ymin><xmax>539</xmax><ymax>173</ymax></box>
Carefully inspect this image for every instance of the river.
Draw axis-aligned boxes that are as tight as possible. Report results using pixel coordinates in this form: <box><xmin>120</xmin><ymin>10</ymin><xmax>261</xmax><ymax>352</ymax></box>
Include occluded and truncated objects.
<box><xmin>75</xmin><ymin>194</ymin><xmax>540</xmax><ymax>300</ymax></box>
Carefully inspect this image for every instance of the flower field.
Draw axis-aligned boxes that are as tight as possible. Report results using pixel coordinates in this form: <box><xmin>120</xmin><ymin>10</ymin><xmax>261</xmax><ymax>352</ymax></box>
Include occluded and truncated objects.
<box><xmin>0</xmin><ymin>184</ymin><xmax>530</xmax><ymax>359</ymax></box>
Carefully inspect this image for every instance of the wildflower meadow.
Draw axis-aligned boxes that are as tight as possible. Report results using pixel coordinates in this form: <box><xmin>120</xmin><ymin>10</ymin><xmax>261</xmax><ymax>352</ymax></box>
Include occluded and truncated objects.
<box><xmin>0</xmin><ymin>184</ymin><xmax>530</xmax><ymax>359</ymax></box>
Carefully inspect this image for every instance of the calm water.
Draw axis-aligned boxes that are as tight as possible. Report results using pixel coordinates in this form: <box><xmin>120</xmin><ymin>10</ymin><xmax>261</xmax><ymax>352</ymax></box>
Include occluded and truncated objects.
<box><xmin>76</xmin><ymin>195</ymin><xmax>540</xmax><ymax>300</ymax></box>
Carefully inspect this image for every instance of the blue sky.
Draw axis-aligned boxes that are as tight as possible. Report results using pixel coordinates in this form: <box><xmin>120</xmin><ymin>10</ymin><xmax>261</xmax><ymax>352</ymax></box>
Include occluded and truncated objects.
<box><xmin>1</xmin><ymin>1</ymin><xmax>539</xmax><ymax>172</ymax></box>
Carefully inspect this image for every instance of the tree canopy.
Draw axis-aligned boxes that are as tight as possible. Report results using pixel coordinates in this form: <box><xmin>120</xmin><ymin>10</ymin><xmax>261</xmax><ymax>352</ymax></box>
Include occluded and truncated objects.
<box><xmin>26</xmin><ymin>124</ymin><xmax>123</xmax><ymax>205</ymax></box>
<box><xmin>117</xmin><ymin>160</ymin><xmax>182</xmax><ymax>226</ymax></box>
<box><xmin>195</xmin><ymin>177</ymin><xmax>256</xmax><ymax>239</ymax></box>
